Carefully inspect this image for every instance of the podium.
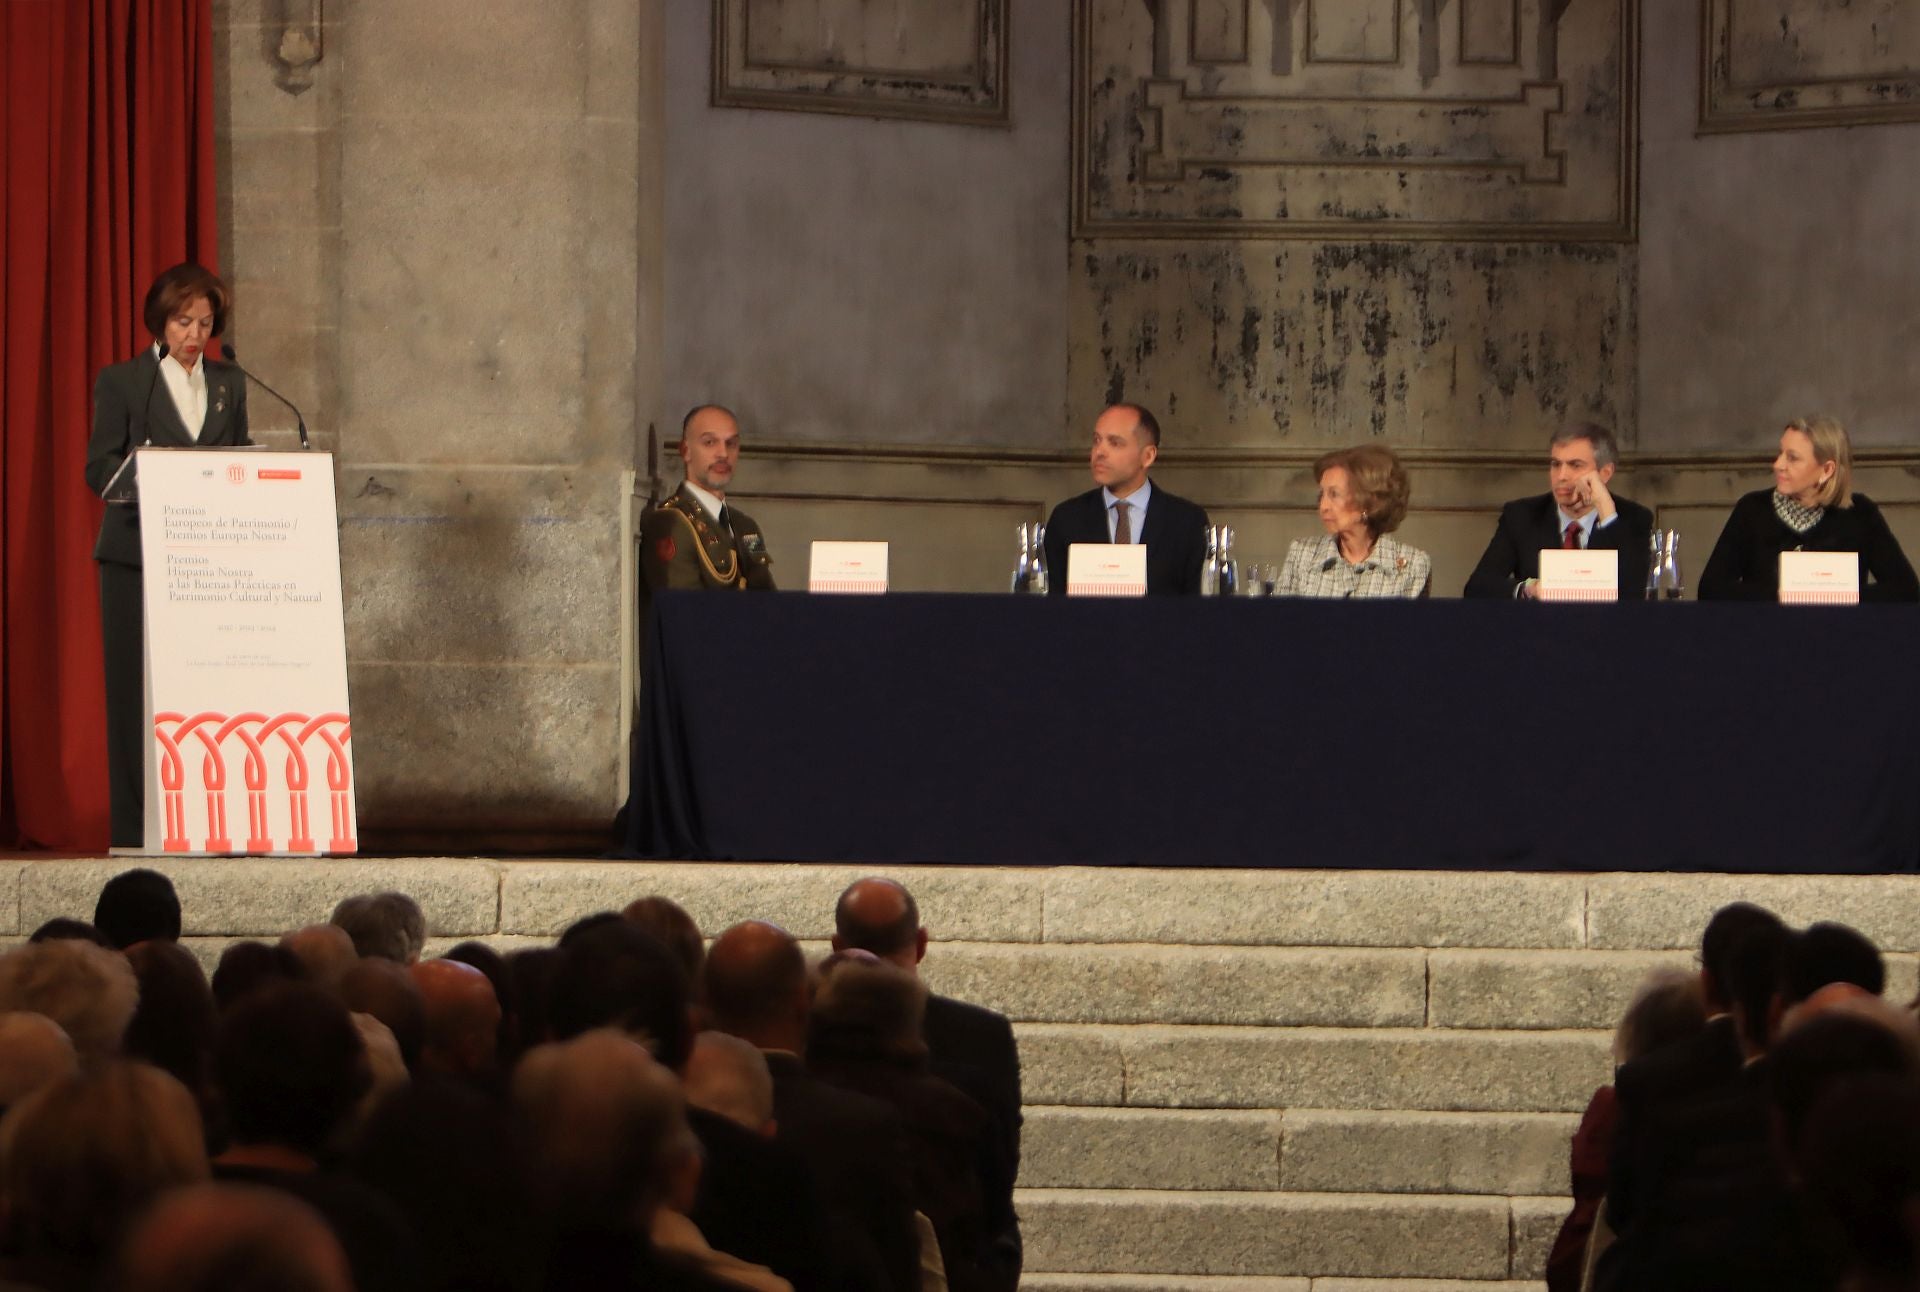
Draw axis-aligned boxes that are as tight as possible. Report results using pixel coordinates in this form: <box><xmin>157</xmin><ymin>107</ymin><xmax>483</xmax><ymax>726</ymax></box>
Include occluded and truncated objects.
<box><xmin>131</xmin><ymin>447</ymin><xmax>358</xmax><ymax>855</ymax></box>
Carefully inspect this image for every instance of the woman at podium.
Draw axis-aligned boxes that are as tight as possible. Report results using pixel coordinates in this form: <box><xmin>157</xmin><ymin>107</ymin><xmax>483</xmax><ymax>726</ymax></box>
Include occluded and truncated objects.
<box><xmin>84</xmin><ymin>263</ymin><xmax>252</xmax><ymax>848</ymax></box>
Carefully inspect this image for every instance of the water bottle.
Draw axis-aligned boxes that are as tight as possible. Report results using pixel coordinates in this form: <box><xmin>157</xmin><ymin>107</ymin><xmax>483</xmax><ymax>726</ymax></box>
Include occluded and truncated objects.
<box><xmin>1646</xmin><ymin>528</ymin><xmax>1663</xmax><ymax>600</ymax></box>
<box><xmin>1661</xmin><ymin>531</ymin><xmax>1683</xmax><ymax>601</ymax></box>
<box><xmin>1217</xmin><ymin>526</ymin><xmax>1238</xmax><ymax>597</ymax></box>
<box><xmin>1028</xmin><ymin>524</ymin><xmax>1048</xmax><ymax>595</ymax></box>
<box><xmin>1201</xmin><ymin>527</ymin><xmax>1220</xmax><ymax>596</ymax></box>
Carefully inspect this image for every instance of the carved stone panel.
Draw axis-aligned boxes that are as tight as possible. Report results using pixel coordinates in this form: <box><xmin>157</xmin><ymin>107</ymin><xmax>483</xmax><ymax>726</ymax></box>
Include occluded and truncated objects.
<box><xmin>1074</xmin><ymin>0</ymin><xmax>1637</xmax><ymax>239</ymax></box>
<box><xmin>1701</xmin><ymin>0</ymin><xmax>1920</xmax><ymax>133</ymax></box>
<box><xmin>713</xmin><ymin>0</ymin><xmax>1010</xmax><ymax>126</ymax></box>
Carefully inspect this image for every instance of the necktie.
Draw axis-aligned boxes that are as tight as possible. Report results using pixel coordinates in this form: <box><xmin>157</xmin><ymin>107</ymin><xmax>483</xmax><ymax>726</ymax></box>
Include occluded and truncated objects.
<box><xmin>1562</xmin><ymin>521</ymin><xmax>1580</xmax><ymax>550</ymax></box>
<box><xmin>717</xmin><ymin>505</ymin><xmax>733</xmax><ymax>535</ymax></box>
<box><xmin>1113</xmin><ymin>501</ymin><xmax>1132</xmax><ymax>545</ymax></box>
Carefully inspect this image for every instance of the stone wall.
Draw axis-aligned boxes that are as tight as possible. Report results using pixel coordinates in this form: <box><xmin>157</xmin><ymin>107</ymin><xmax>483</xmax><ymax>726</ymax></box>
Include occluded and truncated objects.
<box><xmin>13</xmin><ymin>857</ymin><xmax>1920</xmax><ymax>1286</ymax></box>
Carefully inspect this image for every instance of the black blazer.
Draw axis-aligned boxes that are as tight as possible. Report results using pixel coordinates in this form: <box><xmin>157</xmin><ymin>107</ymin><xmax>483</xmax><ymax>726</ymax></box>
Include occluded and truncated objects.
<box><xmin>685</xmin><ymin>1105</ymin><xmax>833</xmax><ymax>1292</ymax></box>
<box><xmin>1463</xmin><ymin>491</ymin><xmax>1654</xmax><ymax>600</ymax></box>
<box><xmin>86</xmin><ymin>348</ymin><xmax>251</xmax><ymax>567</ymax></box>
<box><xmin>924</xmin><ymin>993</ymin><xmax>1023</xmax><ymax>1290</ymax></box>
<box><xmin>1042</xmin><ymin>483</ymin><xmax>1209</xmax><ymax>596</ymax></box>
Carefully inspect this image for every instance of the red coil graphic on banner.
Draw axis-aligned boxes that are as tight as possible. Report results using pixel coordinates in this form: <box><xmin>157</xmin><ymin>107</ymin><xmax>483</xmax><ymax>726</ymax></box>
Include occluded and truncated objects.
<box><xmin>152</xmin><ymin>712</ymin><xmax>356</xmax><ymax>854</ymax></box>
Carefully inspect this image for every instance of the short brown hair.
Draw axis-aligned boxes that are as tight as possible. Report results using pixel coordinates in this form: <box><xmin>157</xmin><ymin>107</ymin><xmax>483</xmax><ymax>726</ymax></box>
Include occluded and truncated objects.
<box><xmin>1313</xmin><ymin>444</ymin><xmax>1412</xmax><ymax>537</ymax></box>
<box><xmin>1785</xmin><ymin>416</ymin><xmax>1853</xmax><ymax>510</ymax></box>
<box><xmin>142</xmin><ymin>264</ymin><xmax>231</xmax><ymax>341</ymax></box>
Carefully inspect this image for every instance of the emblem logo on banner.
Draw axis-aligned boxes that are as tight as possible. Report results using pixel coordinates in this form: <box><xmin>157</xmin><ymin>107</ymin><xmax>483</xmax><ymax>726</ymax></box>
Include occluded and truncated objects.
<box><xmin>153</xmin><ymin>711</ymin><xmax>356</xmax><ymax>853</ymax></box>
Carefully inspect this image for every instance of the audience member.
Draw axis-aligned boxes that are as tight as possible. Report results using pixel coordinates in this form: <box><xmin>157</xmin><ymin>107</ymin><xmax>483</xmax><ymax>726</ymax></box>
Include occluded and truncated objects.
<box><xmin>0</xmin><ymin>1061</ymin><xmax>209</xmax><ymax>1291</ymax></box>
<box><xmin>410</xmin><ymin>958</ymin><xmax>502</xmax><ymax>1083</ymax></box>
<box><xmin>280</xmin><ymin>924</ymin><xmax>359</xmax><ymax>989</ymax></box>
<box><xmin>1796</xmin><ymin>1075</ymin><xmax>1920</xmax><ymax>1292</ymax></box>
<box><xmin>512</xmin><ymin>1029</ymin><xmax>740</xmax><ymax>1291</ymax></box>
<box><xmin>1768</xmin><ymin>1010</ymin><xmax>1920</xmax><ymax>1161</ymax></box>
<box><xmin>835</xmin><ymin>877</ymin><xmax>1023</xmax><ymax>1286</ymax></box>
<box><xmin>330</xmin><ymin>891</ymin><xmax>427</xmax><ymax>964</ymax></box>
<box><xmin>705</xmin><ymin>920</ymin><xmax>921</xmax><ymax>1292</ymax></box>
<box><xmin>1546</xmin><ymin>967</ymin><xmax>1707</xmax><ymax>1292</ymax></box>
<box><xmin>339</xmin><ymin>957</ymin><xmax>427</xmax><ymax>1072</ymax></box>
<box><xmin>503</xmin><ymin>947</ymin><xmax>561</xmax><ymax>1056</ymax></box>
<box><xmin>440</xmin><ymin>941</ymin><xmax>515</xmax><ymax>1060</ymax></box>
<box><xmin>121</xmin><ymin>940</ymin><xmax>219</xmax><ymax>1122</ymax></box>
<box><xmin>210</xmin><ymin>940</ymin><xmax>306</xmax><ymax>1012</ymax></box>
<box><xmin>115</xmin><ymin>1182</ymin><xmax>354</xmax><ymax>1292</ymax></box>
<box><xmin>0</xmin><ymin>1013</ymin><xmax>77</xmax><ymax>1118</ymax></box>
<box><xmin>684</xmin><ymin>1031</ymin><xmax>776</xmax><ymax>1135</ymax></box>
<box><xmin>93</xmin><ymin>867</ymin><xmax>182</xmax><ymax>949</ymax></box>
<box><xmin>623</xmin><ymin>895</ymin><xmax>708</xmax><ymax>997</ymax></box>
<box><xmin>0</xmin><ymin>937</ymin><xmax>139</xmax><ymax>1064</ymax></box>
<box><xmin>26</xmin><ymin>918</ymin><xmax>111</xmax><ymax>946</ymax></box>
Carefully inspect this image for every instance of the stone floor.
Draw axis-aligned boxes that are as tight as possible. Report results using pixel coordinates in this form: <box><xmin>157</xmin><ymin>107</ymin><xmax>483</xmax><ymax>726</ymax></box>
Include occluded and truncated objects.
<box><xmin>12</xmin><ymin>858</ymin><xmax>1920</xmax><ymax>1289</ymax></box>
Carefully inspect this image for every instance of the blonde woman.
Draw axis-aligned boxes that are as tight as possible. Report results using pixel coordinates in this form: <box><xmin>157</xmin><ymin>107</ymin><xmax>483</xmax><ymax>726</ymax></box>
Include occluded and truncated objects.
<box><xmin>1698</xmin><ymin>417</ymin><xmax>1918</xmax><ymax>602</ymax></box>
<box><xmin>1276</xmin><ymin>445</ymin><xmax>1430</xmax><ymax>599</ymax></box>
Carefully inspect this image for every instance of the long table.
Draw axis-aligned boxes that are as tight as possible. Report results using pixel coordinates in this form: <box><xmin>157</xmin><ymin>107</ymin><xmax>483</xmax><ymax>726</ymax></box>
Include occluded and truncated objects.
<box><xmin>625</xmin><ymin>592</ymin><xmax>1920</xmax><ymax>873</ymax></box>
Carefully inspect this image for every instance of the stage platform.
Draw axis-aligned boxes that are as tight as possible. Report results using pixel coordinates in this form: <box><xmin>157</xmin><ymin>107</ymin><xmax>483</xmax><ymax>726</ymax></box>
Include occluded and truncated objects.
<box><xmin>11</xmin><ymin>857</ymin><xmax>1920</xmax><ymax>1289</ymax></box>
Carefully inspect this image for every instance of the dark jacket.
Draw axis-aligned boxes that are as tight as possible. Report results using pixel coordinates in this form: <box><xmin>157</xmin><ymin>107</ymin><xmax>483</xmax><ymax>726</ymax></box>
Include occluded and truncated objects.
<box><xmin>1043</xmin><ymin>483</ymin><xmax>1209</xmax><ymax>596</ymax></box>
<box><xmin>1464</xmin><ymin>491</ymin><xmax>1654</xmax><ymax>599</ymax></box>
<box><xmin>1698</xmin><ymin>490</ymin><xmax>1919</xmax><ymax>602</ymax></box>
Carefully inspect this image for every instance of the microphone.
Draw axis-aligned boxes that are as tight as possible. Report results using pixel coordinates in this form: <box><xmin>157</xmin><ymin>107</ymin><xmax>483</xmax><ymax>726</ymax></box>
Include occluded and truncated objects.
<box><xmin>139</xmin><ymin>342</ymin><xmax>171</xmax><ymax>445</ymax></box>
<box><xmin>220</xmin><ymin>342</ymin><xmax>310</xmax><ymax>450</ymax></box>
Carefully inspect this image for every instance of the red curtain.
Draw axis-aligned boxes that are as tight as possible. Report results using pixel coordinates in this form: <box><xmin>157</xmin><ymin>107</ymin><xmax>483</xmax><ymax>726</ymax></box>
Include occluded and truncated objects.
<box><xmin>1</xmin><ymin>0</ymin><xmax>218</xmax><ymax>849</ymax></box>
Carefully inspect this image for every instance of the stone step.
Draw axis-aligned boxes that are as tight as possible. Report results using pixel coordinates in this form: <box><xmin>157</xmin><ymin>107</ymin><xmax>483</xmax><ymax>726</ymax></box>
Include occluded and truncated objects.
<box><xmin>1017</xmin><ymin>1188</ymin><xmax>1556</xmax><ymax>1281</ymax></box>
<box><xmin>1018</xmin><ymin>1024</ymin><xmax>1611</xmax><ymax>1113</ymax></box>
<box><xmin>1020</xmin><ymin>1280</ymin><xmax>1545</xmax><ymax>1292</ymax></box>
<box><xmin>1019</xmin><ymin>1108</ymin><xmax>1576</xmax><ymax>1196</ymax></box>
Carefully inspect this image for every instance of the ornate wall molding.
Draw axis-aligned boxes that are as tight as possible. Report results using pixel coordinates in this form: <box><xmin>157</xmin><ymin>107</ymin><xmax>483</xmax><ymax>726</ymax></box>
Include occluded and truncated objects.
<box><xmin>1072</xmin><ymin>0</ymin><xmax>1638</xmax><ymax>241</ymax></box>
<box><xmin>712</xmin><ymin>0</ymin><xmax>1010</xmax><ymax>126</ymax></box>
<box><xmin>1701</xmin><ymin>0</ymin><xmax>1920</xmax><ymax>134</ymax></box>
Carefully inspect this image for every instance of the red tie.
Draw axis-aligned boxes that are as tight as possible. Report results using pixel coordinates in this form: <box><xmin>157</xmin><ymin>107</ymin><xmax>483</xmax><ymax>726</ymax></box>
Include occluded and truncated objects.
<box><xmin>1562</xmin><ymin>521</ymin><xmax>1580</xmax><ymax>550</ymax></box>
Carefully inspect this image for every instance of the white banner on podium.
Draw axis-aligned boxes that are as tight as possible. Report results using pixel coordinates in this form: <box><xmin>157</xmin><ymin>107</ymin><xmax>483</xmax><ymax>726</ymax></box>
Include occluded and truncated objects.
<box><xmin>137</xmin><ymin>449</ymin><xmax>357</xmax><ymax>855</ymax></box>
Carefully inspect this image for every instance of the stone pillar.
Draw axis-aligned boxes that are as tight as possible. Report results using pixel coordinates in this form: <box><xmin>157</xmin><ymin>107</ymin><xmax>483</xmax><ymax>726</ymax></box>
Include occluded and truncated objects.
<box><xmin>223</xmin><ymin>0</ymin><xmax>662</xmax><ymax>844</ymax></box>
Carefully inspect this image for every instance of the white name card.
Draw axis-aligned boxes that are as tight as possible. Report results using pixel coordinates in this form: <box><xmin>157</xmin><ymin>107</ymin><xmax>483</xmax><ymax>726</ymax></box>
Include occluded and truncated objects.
<box><xmin>1537</xmin><ymin>548</ymin><xmax>1619</xmax><ymax>602</ymax></box>
<box><xmin>1779</xmin><ymin>550</ymin><xmax>1859</xmax><ymax>604</ymax></box>
<box><xmin>1067</xmin><ymin>543</ymin><xmax>1147</xmax><ymax>597</ymax></box>
<box><xmin>808</xmin><ymin>541</ymin><xmax>889</xmax><ymax>594</ymax></box>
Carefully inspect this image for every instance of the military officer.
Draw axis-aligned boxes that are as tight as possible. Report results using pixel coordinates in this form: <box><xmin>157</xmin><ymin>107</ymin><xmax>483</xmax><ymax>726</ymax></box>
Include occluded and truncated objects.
<box><xmin>641</xmin><ymin>404</ymin><xmax>776</xmax><ymax>592</ymax></box>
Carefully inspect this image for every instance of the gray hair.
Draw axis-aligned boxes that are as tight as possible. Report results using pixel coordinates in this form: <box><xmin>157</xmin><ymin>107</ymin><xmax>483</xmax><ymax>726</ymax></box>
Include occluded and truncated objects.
<box><xmin>0</xmin><ymin>941</ymin><xmax>139</xmax><ymax>1063</ymax></box>
<box><xmin>329</xmin><ymin>892</ymin><xmax>426</xmax><ymax>963</ymax></box>
<box><xmin>1613</xmin><ymin>967</ymin><xmax>1707</xmax><ymax>1065</ymax></box>
<box><xmin>1550</xmin><ymin>422</ymin><xmax>1619</xmax><ymax>471</ymax></box>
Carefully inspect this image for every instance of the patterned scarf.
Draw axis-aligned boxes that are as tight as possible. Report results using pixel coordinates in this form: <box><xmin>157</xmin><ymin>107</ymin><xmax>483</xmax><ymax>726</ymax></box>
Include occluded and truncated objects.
<box><xmin>1772</xmin><ymin>491</ymin><xmax>1824</xmax><ymax>535</ymax></box>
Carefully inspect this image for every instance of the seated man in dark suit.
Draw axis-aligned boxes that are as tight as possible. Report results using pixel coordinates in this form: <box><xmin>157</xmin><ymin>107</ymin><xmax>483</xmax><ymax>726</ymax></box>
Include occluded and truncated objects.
<box><xmin>834</xmin><ymin>878</ymin><xmax>1022</xmax><ymax>1292</ymax></box>
<box><xmin>702</xmin><ymin>921</ymin><xmax>921</xmax><ymax>1292</ymax></box>
<box><xmin>1043</xmin><ymin>403</ymin><xmax>1208</xmax><ymax>595</ymax></box>
<box><xmin>1464</xmin><ymin>422</ymin><xmax>1655</xmax><ymax>599</ymax></box>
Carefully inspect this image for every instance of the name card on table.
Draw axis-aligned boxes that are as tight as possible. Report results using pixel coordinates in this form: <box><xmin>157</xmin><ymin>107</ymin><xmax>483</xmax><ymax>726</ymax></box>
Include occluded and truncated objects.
<box><xmin>1536</xmin><ymin>548</ymin><xmax>1619</xmax><ymax>602</ymax></box>
<box><xmin>1067</xmin><ymin>543</ymin><xmax>1146</xmax><ymax>597</ymax></box>
<box><xmin>809</xmin><ymin>541</ymin><xmax>889</xmax><ymax>594</ymax></box>
<box><xmin>1779</xmin><ymin>550</ymin><xmax>1859</xmax><ymax>604</ymax></box>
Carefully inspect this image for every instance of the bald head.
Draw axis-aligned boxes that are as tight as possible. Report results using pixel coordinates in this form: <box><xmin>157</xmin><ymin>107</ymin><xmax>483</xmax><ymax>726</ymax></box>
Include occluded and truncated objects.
<box><xmin>684</xmin><ymin>1031</ymin><xmax>775</xmax><ymax>1134</ymax></box>
<box><xmin>117</xmin><ymin>1182</ymin><xmax>353</xmax><ymax>1292</ymax></box>
<box><xmin>702</xmin><ymin>921</ymin><xmax>808</xmax><ymax>1049</ymax></box>
<box><xmin>410</xmin><ymin>958</ymin><xmax>502</xmax><ymax>1077</ymax></box>
<box><xmin>832</xmin><ymin>878</ymin><xmax>927</xmax><ymax>970</ymax></box>
<box><xmin>0</xmin><ymin>1013</ymin><xmax>78</xmax><ymax>1111</ymax></box>
<box><xmin>279</xmin><ymin>925</ymin><xmax>357</xmax><ymax>989</ymax></box>
<box><xmin>339</xmin><ymin>958</ymin><xmax>425</xmax><ymax>1070</ymax></box>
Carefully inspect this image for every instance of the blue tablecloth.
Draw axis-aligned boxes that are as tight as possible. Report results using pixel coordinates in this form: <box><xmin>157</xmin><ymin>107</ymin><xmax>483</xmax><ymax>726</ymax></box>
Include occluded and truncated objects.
<box><xmin>624</xmin><ymin>593</ymin><xmax>1920</xmax><ymax>873</ymax></box>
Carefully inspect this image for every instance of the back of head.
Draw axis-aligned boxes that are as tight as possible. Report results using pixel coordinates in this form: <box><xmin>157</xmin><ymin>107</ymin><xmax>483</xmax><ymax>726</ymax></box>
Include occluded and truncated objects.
<box><xmin>1798</xmin><ymin>1074</ymin><xmax>1920</xmax><ymax>1285</ymax></box>
<box><xmin>0</xmin><ymin>1012</ymin><xmax>78</xmax><ymax>1112</ymax></box>
<box><xmin>512</xmin><ymin>1029</ymin><xmax>694</xmax><ymax>1228</ymax></box>
<box><xmin>547</xmin><ymin>919</ymin><xmax>693</xmax><ymax>1070</ymax></box>
<box><xmin>1727</xmin><ymin>920</ymin><xmax>1794</xmax><ymax>1053</ymax></box>
<box><xmin>1700</xmin><ymin>902</ymin><xmax>1785</xmax><ymax>1012</ymax></box>
<box><xmin>215</xmin><ymin>983</ymin><xmax>369</xmax><ymax>1155</ymax></box>
<box><xmin>622</xmin><ymin>896</ymin><xmax>707</xmax><ymax>989</ymax></box>
<box><xmin>0</xmin><ymin>938</ymin><xmax>140</xmax><ymax>1063</ymax></box>
<box><xmin>210</xmin><ymin>940</ymin><xmax>306</xmax><ymax>1012</ymax></box>
<box><xmin>833</xmin><ymin>877</ymin><xmax>922</xmax><ymax>961</ymax></box>
<box><xmin>0</xmin><ymin>1061</ymin><xmax>208</xmax><ymax>1263</ymax></box>
<box><xmin>702</xmin><ymin>920</ymin><xmax>807</xmax><ymax>1038</ymax></box>
<box><xmin>94</xmin><ymin>868</ymin><xmax>182</xmax><ymax>949</ymax></box>
<box><xmin>330</xmin><ymin>890</ymin><xmax>426</xmax><ymax>963</ymax></box>
<box><xmin>504</xmin><ymin>947</ymin><xmax>561</xmax><ymax>1053</ymax></box>
<box><xmin>338</xmin><ymin>957</ymin><xmax>426</xmax><ymax>1070</ymax></box>
<box><xmin>123</xmin><ymin>941</ymin><xmax>218</xmax><ymax>1097</ymax></box>
<box><xmin>1783</xmin><ymin>922</ymin><xmax>1885</xmax><ymax>1005</ymax></box>
<box><xmin>1769</xmin><ymin>1011</ymin><xmax>1920</xmax><ymax>1157</ymax></box>
<box><xmin>810</xmin><ymin>957</ymin><xmax>930</xmax><ymax>1065</ymax></box>
<box><xmin>1613</xmin><ymin>967</ymin><xmax>1708</xmax><ymax>1065</ymax></box>
<box><xmin>278</xmin><ymin>924</ymin><xmax>358</xmax><ymax>989</ymax></box>
<box><xmin>408</xmin><ymin>958</ymin><xmax>502</xmax><ymax>1076</ymax></box>
<box><xmin>29</xmin><ymin>917</ymin><xmax>110</xmax><ymax>946</ymax></box>
<box><xmin>116</xmin><ymin>1182</ymin><xmax>353</xmax><ymax>1292</ymax></box>
<box><xmin>684</xmin><ymin>1031</ymin><xmax>775</xmax><ymax>1133</ymax></box>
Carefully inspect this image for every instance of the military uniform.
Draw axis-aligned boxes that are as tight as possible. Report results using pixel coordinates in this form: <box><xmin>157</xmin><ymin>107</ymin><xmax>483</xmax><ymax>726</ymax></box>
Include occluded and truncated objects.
<box><xmin>640</xmin><ymin>482</ymin><xmax>776</xmax><ymax>592</ymax></box>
